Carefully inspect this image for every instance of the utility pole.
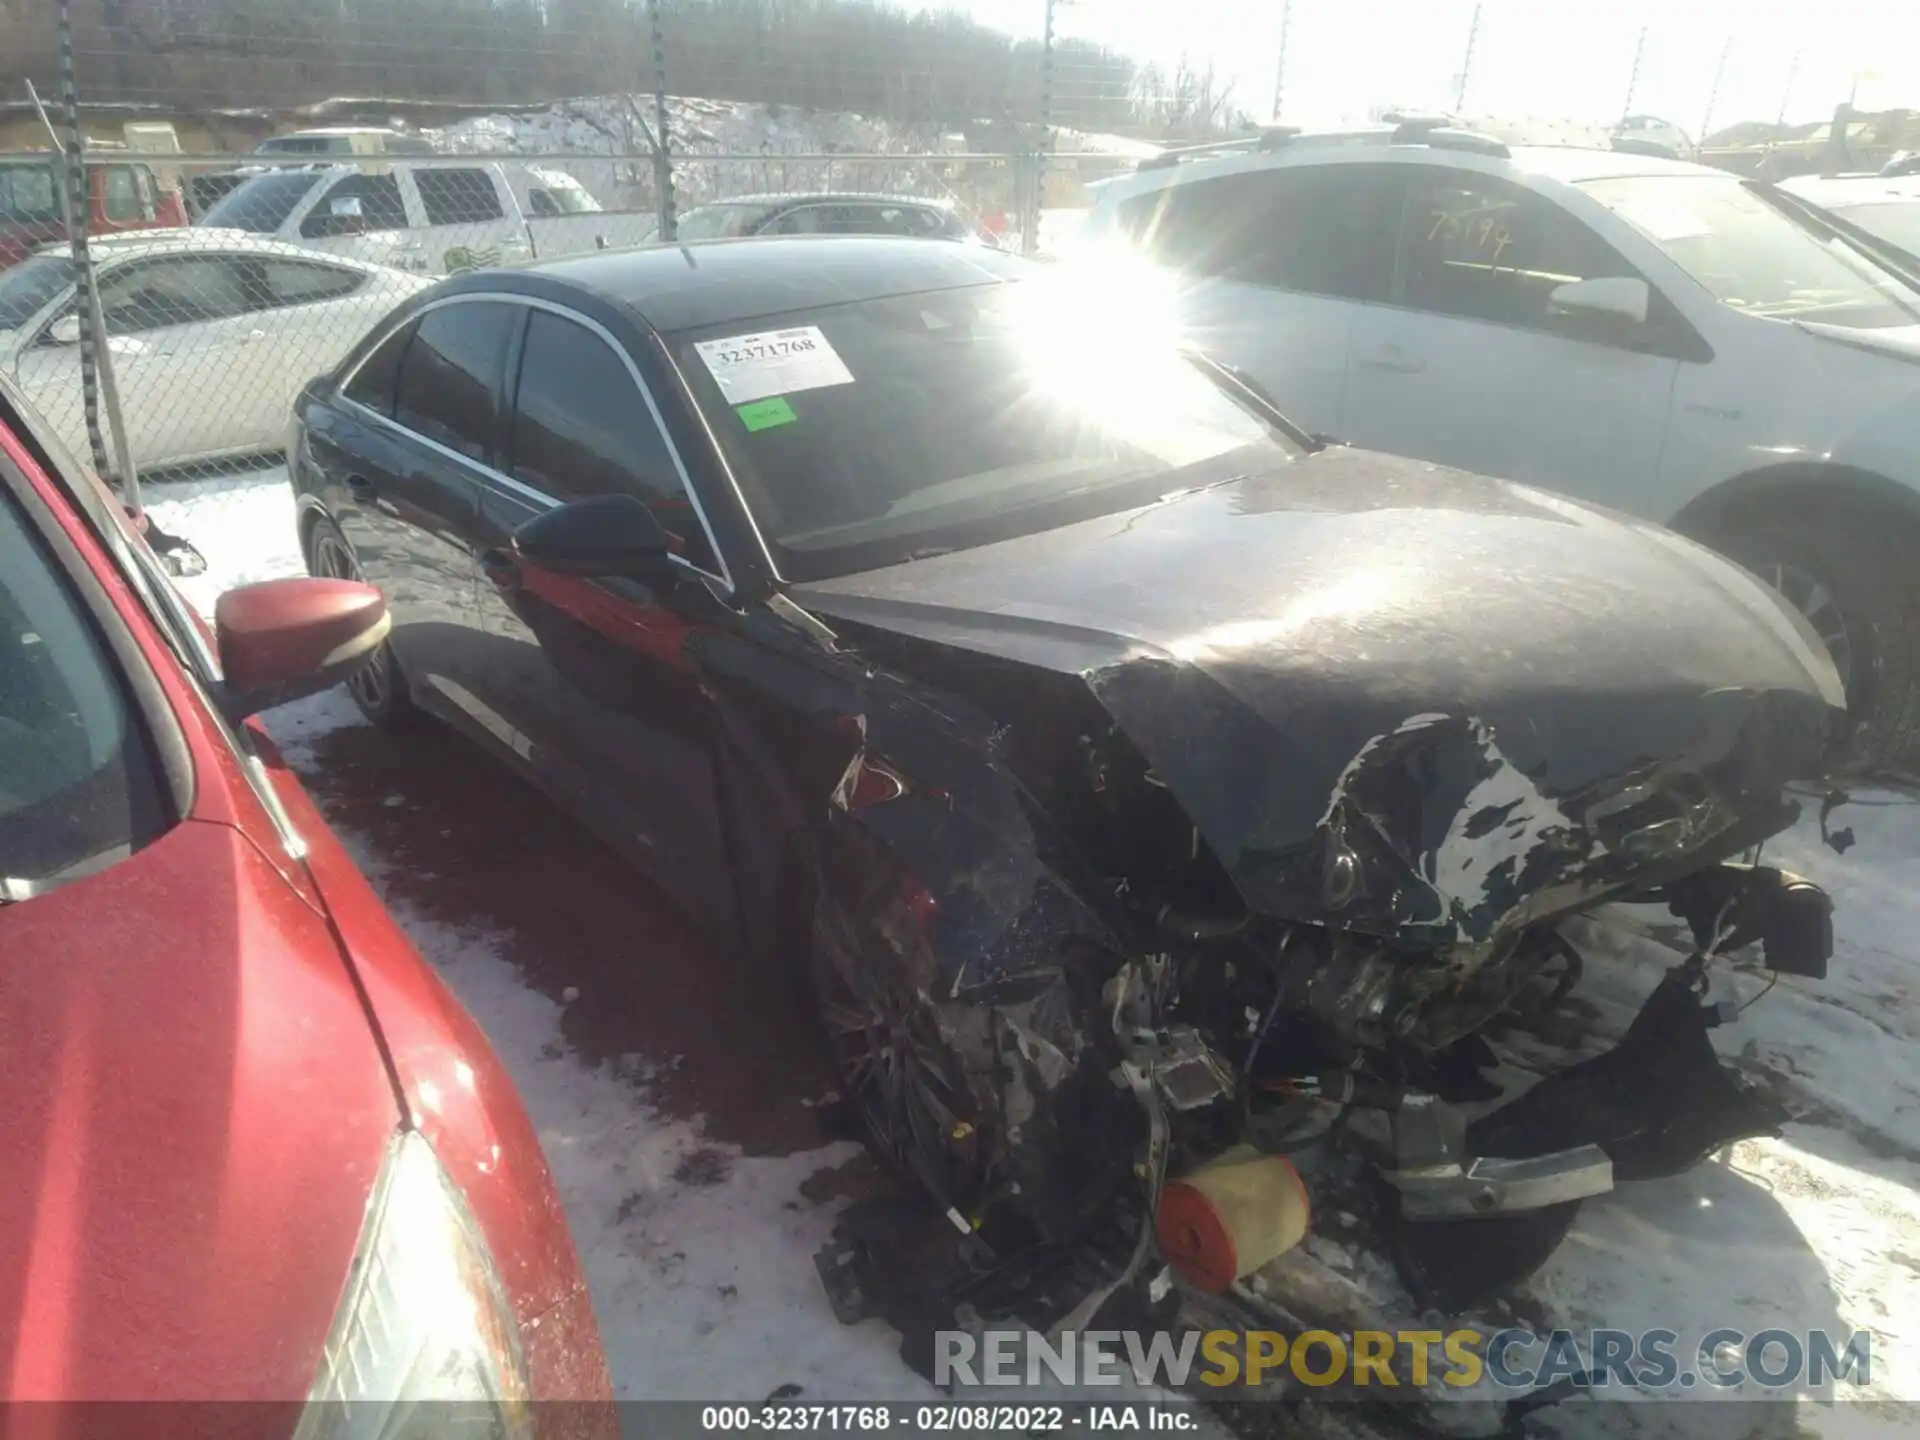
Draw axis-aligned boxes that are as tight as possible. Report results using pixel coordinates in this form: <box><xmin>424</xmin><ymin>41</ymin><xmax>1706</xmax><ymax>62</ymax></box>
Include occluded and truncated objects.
<box><xmin>1454</xmin><ymin>2</ymin><xmax>1482</xmax><ymax>116</ymax></box>
<box><xmin>1699</xmin><ymin>35</ymin><xmax>1732</xmax><ymax>150</ymax></box>
<box><xmin>647</xmin><ymin>0</ymin><xmax>675</xmax><ymax>242</ymax></box>
<box><xmin>1024</xmin><ymin>0</ymin><xmax>1057</xmax><ymax>258</ymax></box>
<box><xmin>1621</xmin><ymin>25</ymin><xmax>1649</xmax><ymax>122</ymax></box>
<box><xmin>1271</xmin><ymin>0</ymin><xmax>1291</xmax><ymax>122</ymax></box>
<box><xmin>1778</xmin><ymin>49</ymin><xmax>1800</xmax><ymax>126</ymax></box>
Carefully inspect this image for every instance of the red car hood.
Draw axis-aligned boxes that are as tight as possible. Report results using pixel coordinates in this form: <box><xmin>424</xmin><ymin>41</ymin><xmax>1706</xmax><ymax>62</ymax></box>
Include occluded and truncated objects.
<box><xmin>0</xmin><ymin>816</ymin><xmax>399</xmax><ymax>1402</ymax></box>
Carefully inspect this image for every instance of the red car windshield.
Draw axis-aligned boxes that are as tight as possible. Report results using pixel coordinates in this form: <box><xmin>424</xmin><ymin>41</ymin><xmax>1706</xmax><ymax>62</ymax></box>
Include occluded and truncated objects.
<box><xmin>0</xmin><ymin>483</ymin><xmax>169</xmax><ymax>891</ymax></box>
<box><xmin>0</xmin><ymin>162</ymin><xmax>60</xmax><ymax>227</ymax></box>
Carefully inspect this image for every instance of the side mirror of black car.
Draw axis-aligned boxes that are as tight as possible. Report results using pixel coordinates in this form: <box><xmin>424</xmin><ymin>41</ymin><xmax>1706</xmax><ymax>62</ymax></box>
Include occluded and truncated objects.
<box><xmin>512</xmin><ymin>494</ymin><xmax>679</xmax><ymax>584</ymax></box>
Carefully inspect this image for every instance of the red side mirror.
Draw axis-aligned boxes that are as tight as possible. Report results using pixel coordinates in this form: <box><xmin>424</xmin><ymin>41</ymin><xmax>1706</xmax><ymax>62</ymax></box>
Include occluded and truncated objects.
<box><xmin>215</xmin><ymin>577</ymin><xmax>389</xmax><ymax>718</ymax></box>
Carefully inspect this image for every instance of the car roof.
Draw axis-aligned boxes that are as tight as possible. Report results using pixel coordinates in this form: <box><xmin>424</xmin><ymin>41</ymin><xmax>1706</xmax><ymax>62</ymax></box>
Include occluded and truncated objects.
<box><xmin>34</xmin><ymin>227</ymin><xmax>396</xmax><ymax>270</ymax></box>
<box><xmin>1780</xmin><ymin>174</ymin><xmax>1920</xmax><ymax>206</ymax></box>
<box><xmin>1099</xmin><ymin>137</ymin><xmax>1730</xmax><ymax>205</ymax></box>
<box><xmin>685</xmin><ymin>192</ymin><xmax>957</xmax><ymax>211</ymax></box>
<box><xmin>1504</xmin><ymin>146</ymin><xmax>1726</xmax><ymax>184</ymax></box>
<box><xmin>270</xmin><ymin>126</ymin><xmax>409</xmax><ymax>138</ymax></box>
<box><xmin>503</xmin><ymin>234</ymin><xmax>1027</xmax><ymax>333</ymax></box>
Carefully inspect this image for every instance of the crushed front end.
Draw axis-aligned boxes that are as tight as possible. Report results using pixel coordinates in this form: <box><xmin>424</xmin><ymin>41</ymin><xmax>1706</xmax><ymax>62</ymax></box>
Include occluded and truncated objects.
<box><xmin>791</xmin><ymin>455</ymin><xmax>1847</xmax><ymax>1324</ymax></box>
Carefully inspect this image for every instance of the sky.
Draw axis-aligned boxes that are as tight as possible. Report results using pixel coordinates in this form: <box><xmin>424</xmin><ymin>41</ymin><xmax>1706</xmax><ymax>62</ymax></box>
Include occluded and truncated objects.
<box><xmin>916</xmin><ymin>0</ymin><xmax>1919</xmax><ymax>137</ymax></box>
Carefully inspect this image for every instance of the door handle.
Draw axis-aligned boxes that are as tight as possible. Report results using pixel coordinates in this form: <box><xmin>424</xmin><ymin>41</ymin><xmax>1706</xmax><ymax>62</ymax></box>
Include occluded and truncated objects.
<box><xmin>480</xmin><ymin>547</ymin><xmax>522</xmax><ymax>591</ymax></box>
<box><xmin>1356</xmin><ymin>346</ymin><xmax>1427</xmax><ymax>375</ymax></box>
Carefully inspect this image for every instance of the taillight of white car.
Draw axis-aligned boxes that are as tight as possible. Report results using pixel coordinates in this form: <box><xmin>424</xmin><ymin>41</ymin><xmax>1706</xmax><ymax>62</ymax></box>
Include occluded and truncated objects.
<box><xmin>291</xmin><ymin>1130</ymin><xmax>532</xmax><ymax>1439</ymax></box>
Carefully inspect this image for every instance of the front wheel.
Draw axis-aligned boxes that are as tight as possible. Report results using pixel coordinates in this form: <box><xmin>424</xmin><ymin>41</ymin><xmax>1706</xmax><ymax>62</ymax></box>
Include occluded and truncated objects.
<box><xmin>302</xmin><ymin>512</ymin><xmax>416</xmax><ymax>730</ymax></box>
<box><xmin>1710</xmin><ymin>513</ymin><xmax>1920</xmax><ymax>776</ymax></box>
<box><xmin>807</xmin><ymin>889</ymin><xmax>993</xmax><ymax>1220</ymax></box>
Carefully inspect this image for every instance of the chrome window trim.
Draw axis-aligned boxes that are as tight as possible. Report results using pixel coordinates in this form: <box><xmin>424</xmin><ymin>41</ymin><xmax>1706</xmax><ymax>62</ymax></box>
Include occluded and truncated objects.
<box><xmin>334</xmin><ymin>291</ymin><xmax>734</xmax><ymax>592</ymax></box>
<box><xmin>645</xmin><ymin>330</ymin><xmax>780</xmax><ymax>582</ymax></box>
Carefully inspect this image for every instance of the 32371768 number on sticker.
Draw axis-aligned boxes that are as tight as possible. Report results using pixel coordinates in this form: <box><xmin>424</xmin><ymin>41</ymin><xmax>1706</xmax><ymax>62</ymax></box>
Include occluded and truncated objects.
<box><xmin>695</xmin><ymin>324</ymin><xmax>856</xmax><ymax>405</ymax></box>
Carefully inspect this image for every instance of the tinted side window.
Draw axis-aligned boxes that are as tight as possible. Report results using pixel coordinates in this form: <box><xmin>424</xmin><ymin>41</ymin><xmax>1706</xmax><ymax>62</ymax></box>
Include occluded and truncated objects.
<box><xmin>510</xmin><ymin>310</ymin><xmax>718</xmax><ymax>572</ymax></box>
<box><xmin>1115</xmin><ymin>166</ymin><xmax>1400</xmax><ymax>300</ymax></box>
<box><xmin>258</xmin><ymin>259</ymin><xmax>365</xmax><ymax>306</ymax></box>
<box><xmin>301</xmin><ymin>173</ymin><xmax>407</xmax><ymax>238</ymax></box>
<box><xmin>343</xmin><ymin>318</ymin><xmax>416</xmax><ymax>417</ymax></box>
<box><xmin>97</xmin><ymin>257</ymin><xmax>251</xmax><ymax>333</ymax></box>
<box><xmin>1394</xmin><ymin>174</ymin><xmax>1634</xmax><ymax>329</ymax></box>
<box><xmin>863</xmin><ymin>205</ymin><xmax>944</xmax><ymax>237</ymax></box>
<box><xmin>417</xmin><ymin>169</ymin><xmax>505</xmax><ymax>226</ymax></box>
<box><xmin>769</xmin><ymin>206</ymin><xmax>823</xmax><ymax>235</ymax></box>
<box><xmin>393</xmin><ymin>302</ymin><xmax>517</xmax><ymax>463</ymax></box>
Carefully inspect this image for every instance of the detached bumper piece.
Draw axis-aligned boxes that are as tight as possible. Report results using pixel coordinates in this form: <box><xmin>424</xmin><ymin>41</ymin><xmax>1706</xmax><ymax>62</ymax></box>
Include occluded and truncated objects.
<box><xmin>1386</xmin><ymin>949</ymin><xmax>1803</xmax><ymax>1312</ymax></box>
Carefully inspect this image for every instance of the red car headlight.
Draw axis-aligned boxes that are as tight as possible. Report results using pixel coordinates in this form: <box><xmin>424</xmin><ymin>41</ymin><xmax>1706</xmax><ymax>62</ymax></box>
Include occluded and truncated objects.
<box><xmin>292</xmin><ymin>1130</ymin><xmax>532</xmax><ymax>1439</ymax></box>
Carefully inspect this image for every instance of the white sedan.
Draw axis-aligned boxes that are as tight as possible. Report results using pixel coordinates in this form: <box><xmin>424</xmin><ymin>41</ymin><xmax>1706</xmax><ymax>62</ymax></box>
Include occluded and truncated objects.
<box><xmin>0</xmin><ymin>229</ymin><xmax>431</xmax><ymax>473</ymax></box>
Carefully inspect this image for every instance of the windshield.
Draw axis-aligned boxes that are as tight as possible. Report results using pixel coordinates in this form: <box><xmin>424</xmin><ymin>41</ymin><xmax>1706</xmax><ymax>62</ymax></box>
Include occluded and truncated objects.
<box><xmin>0</xmin><ymin>162</ymin><xmax>60</xmax><ymax>226</ymax></box>
<box><xmin>257</xmin><ymin>136</ymin><xmax>337</xmax><ymax>155</ymax></box>
<box><xmin>1581</xmin><ymin>175</ymin><xmax>1920</xmax><ymax>329</ymax></box>
<box><xmin>1824</xmin><ymin>201</ymin><xmax>1920</xmax><ymax>259</ymax></box>
<box><xmin>0</xmin><ymin>484</ymin><xmax>167</xmax><ymax>888</ymax></box>
<box><xmin>200</xmin><ymin>169</ymin><xmax>322</xmax><ymax>233</ymax></box>
<box><xmin>675</xmin><ymin>203</ymin><xmax>770</xmax><ymax>241</ymax></box>
<box><xmin>531</xmin><ymin>177</ymin><xmax>600</xmax><ymax>214</ymax></box>
<box><xmin>0</xmin><ymin>254</ymin><xmax>75</xmax><ymax>331</ymax></box>
<box><xmin>674</xmin><ymin>277</ymin><xmax>1297</xmax><ymax>580</ymax></box>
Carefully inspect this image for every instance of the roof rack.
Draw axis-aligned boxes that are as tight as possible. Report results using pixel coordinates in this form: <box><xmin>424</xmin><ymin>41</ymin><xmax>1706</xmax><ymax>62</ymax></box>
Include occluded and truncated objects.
<box><xmin>1390</xmin><ymin>117</ymin><xmax>1511</xmax><ymax>155</ymax></box>
<box><xmin>1136</xmin><ymin>126</ymin><xmax>1301</xmax><ymax>170</ymax></box>
<box><xmin>1134</xmin><ymin>119</ymin><xmax>1510</xmax><ymax>172</ymax></box>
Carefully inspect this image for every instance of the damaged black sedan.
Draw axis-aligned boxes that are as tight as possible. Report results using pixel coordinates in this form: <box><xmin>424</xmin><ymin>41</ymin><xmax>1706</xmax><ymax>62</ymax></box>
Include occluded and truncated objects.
<box><xmin>290</xmin><ymin>236</ymin><xmax>1846</xmax><ymax>1313</ymax></box>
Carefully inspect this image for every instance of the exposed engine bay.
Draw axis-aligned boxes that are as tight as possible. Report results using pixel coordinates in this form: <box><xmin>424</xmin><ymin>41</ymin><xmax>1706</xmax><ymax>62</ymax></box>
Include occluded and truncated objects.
<box><xmin>779</xmin><ymin>449</ymin><xmax>1846</xmax><ymax>1334</ymax></box>
<box><xmin>810</xmin><ymin>676</ymin><xmax>1836</xmax><ymax>1320</ymax></box>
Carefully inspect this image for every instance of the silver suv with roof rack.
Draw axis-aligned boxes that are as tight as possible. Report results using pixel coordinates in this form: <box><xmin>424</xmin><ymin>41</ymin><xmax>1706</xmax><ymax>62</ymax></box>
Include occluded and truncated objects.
<box><xmin>1083</xmin><ymin>121</ymin><xmax>1920</xmax><ymax>779</ymax></box>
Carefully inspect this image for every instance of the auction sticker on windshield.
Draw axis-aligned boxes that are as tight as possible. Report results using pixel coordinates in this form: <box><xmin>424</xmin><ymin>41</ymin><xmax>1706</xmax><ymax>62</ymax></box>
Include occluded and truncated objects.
<box><xmin>694</xmin><ymin>325</ymin><xmax>854</xmax><ymax>404</ymax></box>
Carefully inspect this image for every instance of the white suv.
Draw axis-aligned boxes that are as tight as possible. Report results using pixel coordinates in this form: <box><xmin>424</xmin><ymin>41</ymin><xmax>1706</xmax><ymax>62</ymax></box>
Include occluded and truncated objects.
<box><xmin>1085</xmin><ymin>126</ymin><xmax>1920</xmax><ymax>775</ymax></box>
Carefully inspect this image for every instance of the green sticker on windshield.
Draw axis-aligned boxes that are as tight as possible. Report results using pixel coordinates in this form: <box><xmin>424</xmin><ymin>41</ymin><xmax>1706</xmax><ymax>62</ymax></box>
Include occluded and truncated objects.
<box><xmin>736</xmin><ymin>396</ymin><xmax>797</xmax><ymax>432</ymax></box>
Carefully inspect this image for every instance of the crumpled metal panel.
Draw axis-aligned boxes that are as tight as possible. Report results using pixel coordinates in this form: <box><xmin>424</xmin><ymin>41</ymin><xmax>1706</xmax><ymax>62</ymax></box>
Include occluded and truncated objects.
<box><xmin>794</xmin><ymin>446</ymin><xmax>1843</xmax><ymax>960</ymax></box>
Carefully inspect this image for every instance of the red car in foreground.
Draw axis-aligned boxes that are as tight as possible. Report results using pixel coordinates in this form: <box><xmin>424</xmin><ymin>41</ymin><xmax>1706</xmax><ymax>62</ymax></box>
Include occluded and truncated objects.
<box><xmin>0</xmin><ymin>380</ymin><xmax>612</xmax><ymax>1432</ymax></box>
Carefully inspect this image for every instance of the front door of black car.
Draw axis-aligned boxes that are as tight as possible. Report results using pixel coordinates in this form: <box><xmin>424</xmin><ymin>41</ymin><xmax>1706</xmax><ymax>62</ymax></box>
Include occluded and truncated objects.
<box><xmin>322</xmin><ymin>299</ymin><xmax>517</xmax><ymax>710</ymax></box>
<box><xmin>466</xmin><ymin>305</ymin><xmax>739</xmax><ymax>930</ymax></box>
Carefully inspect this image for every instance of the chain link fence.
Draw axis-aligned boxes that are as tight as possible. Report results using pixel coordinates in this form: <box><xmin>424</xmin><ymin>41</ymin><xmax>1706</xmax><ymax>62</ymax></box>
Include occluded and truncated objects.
<box><xmin>0</xmin><ymin>0</ymin><xmax>1906</xmax><ymax>489</ymax></box>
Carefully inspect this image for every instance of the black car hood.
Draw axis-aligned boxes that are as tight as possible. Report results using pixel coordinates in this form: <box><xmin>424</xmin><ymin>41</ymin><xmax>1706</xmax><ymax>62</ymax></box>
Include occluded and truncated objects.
<box><xmin>791</xmin><ymin>448</ymin><xmax>1844</xmax><ymax>959</ymax></box>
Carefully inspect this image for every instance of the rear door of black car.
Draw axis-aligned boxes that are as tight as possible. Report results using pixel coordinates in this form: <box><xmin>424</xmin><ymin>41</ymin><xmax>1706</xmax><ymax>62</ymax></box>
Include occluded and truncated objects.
<box><xmin>466</xmin><ymin>301</ymin><xmax>739</xmax><ymax>928</ymax></box>
<box><xmin>320</xmin><ymin>298</ymin><xmax>518</xmax><ymax>715</ymax></box>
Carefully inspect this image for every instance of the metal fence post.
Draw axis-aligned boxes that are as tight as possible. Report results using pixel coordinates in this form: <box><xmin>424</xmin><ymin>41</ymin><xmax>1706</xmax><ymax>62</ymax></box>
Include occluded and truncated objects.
<box><xmin>52</xmin><ymin>0</ymin><xmax>140</xmax><ymax>511</ymax></box>
<box><xmin>1700</xmin><ymin>36</ymin><xmax>1733</xmax><ymax>150</ymax></box>
<box><xmin>1021</xmin><ymin>0</ymin><xmax>1056</xmax><ymax>257</ymax></box>
<box><xmin>1621</xmin><ymin>26</ymin><xmax>1649</xmax><ymax>122</ymax></box>
<box><xmin>1271</xmin><ymin>0</ymin><xmax>1292</xmax><ymax>122</ymax></box>
<box><xmin>1454</xmin><ymin>2</ymin><xmax>1482</xmax><ymax>115</ymax></box>
<box><xmin>649</xmin><ymin>0</ymin><xmax>677</xmax><ymax>242</ymax></box>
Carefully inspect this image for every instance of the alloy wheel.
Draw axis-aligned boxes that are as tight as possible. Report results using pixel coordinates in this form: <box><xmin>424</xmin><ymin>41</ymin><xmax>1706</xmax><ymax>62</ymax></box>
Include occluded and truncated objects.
<box><xmin>1762</xmin><ymin>561</ymin><xmax>1855</xmax><ymax>694</ymax></box>
<box><xmin>811</xmin><ymin>905</ymin><xmax>986</xmax><ymax>1211</ymax></box>
<box><xmin>309</xmin><ymin>527</ymin><xmax>392</xmax><ymax>715</ymax></box>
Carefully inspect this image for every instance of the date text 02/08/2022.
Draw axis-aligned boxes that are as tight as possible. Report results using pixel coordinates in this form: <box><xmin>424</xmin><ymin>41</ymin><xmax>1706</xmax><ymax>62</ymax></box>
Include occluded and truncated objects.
<box><xmin>698</xmin><ymin>1404</ymin><xmax>1198</xmax><ymax>1432</ymax></box>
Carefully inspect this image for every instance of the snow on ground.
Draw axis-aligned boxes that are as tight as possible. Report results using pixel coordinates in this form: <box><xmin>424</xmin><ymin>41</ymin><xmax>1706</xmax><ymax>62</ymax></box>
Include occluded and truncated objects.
<box><xmin>148</xmin><ymin>472</ymin><xmax>927</xmax><ymax>1400</ymax></box>
<box><xmin>146</xmin><ymin>468</ymin><xmax>1920</xmax><ymax>1429</ymax></box>
<box><xmin>145</xmin><ymin>468</ymin><xmax>307</xmax><ymax>613</ymax></box>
